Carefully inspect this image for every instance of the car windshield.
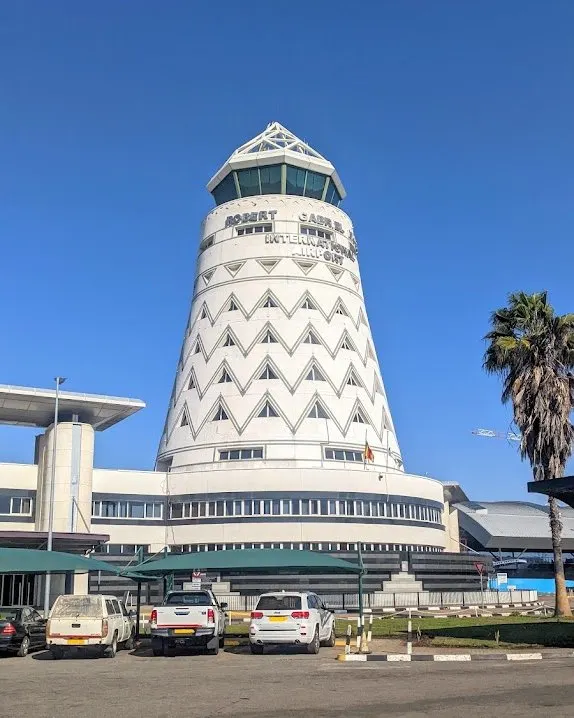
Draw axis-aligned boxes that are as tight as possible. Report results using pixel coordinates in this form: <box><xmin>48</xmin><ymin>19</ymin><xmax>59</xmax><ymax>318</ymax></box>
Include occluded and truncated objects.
<box><xmin>51</xmin><ymin>596</ymin><xmax>102</xmax><ymax>618</ymax></box>
<box><xmin>165</xmin><ymin>592</ymin><xmax>212</xmax><ymax>606</ymax></box>
<box><xmin>0</xmin><ymin>608</ymin><xmax>19</xmax><ymax>621</ymax></box>
<box><xmin>256</xmin><ymin>595</ymin><xmax>302</xmax><ymax>611</ymax></box>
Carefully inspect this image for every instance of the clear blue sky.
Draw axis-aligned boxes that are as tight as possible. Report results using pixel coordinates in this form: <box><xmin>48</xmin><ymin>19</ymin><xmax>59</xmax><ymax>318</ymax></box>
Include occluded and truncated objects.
<box><xmin>1</xmin><ymin>1</ymin><xmax>573</xmax><ymax>503</ymax></box>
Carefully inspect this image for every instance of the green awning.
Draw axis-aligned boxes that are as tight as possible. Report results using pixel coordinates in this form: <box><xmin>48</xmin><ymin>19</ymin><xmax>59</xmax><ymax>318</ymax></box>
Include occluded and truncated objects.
<box><xmin>0</xmin><ymin>547</ymin><xmax>129</xmax><ymax>575</ymax></box>
<box><xmin>133</xmin><ymin>548</ymin><xmax>362</xmax><ymax>576</ymax></box>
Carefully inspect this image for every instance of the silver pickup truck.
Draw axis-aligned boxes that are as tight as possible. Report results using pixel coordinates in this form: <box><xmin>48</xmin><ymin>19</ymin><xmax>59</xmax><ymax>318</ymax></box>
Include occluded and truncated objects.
<box><xmin>150</xmin><ymin>590</ymin><xmax>227</xmax><ymax>657</ymax></box>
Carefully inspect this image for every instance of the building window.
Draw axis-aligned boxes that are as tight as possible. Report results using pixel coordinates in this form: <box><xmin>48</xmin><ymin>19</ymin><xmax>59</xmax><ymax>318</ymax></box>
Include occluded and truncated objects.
<box><xmin>258</xmin><ymin>365</ymin><xmax>278</xmax><ymax>380</ymax></box>
<box><xmin>199</xmin><ymin>235</ymin><xmax>214</xmax><ymax>253</ymax></box>
<box><xmin>300</xmin><ymin>226</ymin><xmax>333</xmax><ymax>240</ymax></box>
<box><xmin>219</xmin><ymin>369</ymin><xmax>233</xmax><ymax>383</ymax></box>
<box><xmin>212</xmin><ymin>173</ymin><xmax>238</xmax><ymax>205</ymax></box>
<box><xmin>307</xmin><ymin>402</ymin><xmax>328</xmax><ymax>419</ymax></box>
<box><xmin>303</xmin><ymin>331</ymin><xmax>320</xmax><ymax>345</ymax></box>
<box><xmin>0</xmin><ymin>497</ymin><xmax>33</xmax><ymax>516</ymax></box>
<box><xmin>262</xmin><ymin>296</ymin><xmax>278</xmax><ymax>308</ymax></box>
<box><xmin>258</xmin><ymin>402</ymin><xmax>278</xmax><ymax>418</ymax></box>
<box><xmin>324</xmin><ymin>178</ymin><xmax>342</xmax><ymax>206</ymax></box>
<box><xmin>300</xmin><ymin>297</ymin><xmax>317</xmax><ymax>310</ymax></box>
<box><xmin>260</xmin><ymin>330</ymin><xmax>278</xmax><ymax>344</ymax></box>
<box><xmin>219</xmin><ymin>447</ymin><xmax>264</xmax><ymax>461</ymax></box>
<box><xmin>305</xmin><ymin>365</ymin><xmax>326</xmax><ymax>381</ymax></box>
<box><xmin>237</xmin><ymin>223</ymin><xmax>272</xmax><ymax>236</ymax></box>
<box><xmin>213</xmin><ymin>406</ymin><xmax>229</xmax><ymax>421</ymax></box>
<box><xmin>228</xmin><ymin>299</ymin><xmax>238</xmax><ymax>311</ymax></box>
<box><xmin>324</xmin><ymin>448</ymin><xmax>363</xmax><ymax>462</ymax></box>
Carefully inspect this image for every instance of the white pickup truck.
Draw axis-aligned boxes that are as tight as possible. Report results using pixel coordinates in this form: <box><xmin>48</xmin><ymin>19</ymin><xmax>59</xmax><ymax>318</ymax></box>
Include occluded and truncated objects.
<box><xmin>47</xmin><ymin>594</ymin><xmax>135</xmax><ymax>659</ymax></box>
<box><xmin>150</xmin><ymin>590</ymin><xmax>227</xmax><ymax>657</ymax></box>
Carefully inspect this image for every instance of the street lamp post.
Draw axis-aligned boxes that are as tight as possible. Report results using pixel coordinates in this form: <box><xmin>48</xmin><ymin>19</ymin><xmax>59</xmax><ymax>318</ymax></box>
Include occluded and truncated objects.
<box><xmin>43</xmin><ymin>376</ymin><xmax>66</xmax><ymax>617</ymax></box>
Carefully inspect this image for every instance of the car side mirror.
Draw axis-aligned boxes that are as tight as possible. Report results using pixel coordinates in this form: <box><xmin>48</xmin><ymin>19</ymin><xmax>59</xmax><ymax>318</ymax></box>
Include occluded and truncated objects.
<box><xmin>220</xmin><ymin>602</ymin><xmax>228</xmax><ymax>609</ymax></box>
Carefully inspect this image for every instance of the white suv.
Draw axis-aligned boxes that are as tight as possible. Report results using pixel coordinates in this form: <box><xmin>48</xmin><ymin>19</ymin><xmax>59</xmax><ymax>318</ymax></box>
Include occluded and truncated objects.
<box><xmin>249</xmin><ymin>592</ymin><xmax>335</xmax><ymax>654</ymax></box>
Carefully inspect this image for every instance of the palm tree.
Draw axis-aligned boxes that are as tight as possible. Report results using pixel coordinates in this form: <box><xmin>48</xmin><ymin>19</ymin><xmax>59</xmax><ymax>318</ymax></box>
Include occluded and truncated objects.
<box><xmin>484</xmin><ymin>291</ymin><xmax>574</xmax><ymax>617</ymax></box>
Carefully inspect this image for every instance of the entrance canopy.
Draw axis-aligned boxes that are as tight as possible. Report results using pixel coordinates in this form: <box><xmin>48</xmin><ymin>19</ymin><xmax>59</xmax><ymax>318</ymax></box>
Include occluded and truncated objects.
<box><xmin>133</xmin><ymin>548</ymin><xmax>362</xmax><ymax>576</ymax></box>
<box><xmin>0</xmin><ymin>547</ymin><xmax>132</xmax><ymax>575</ymax></box>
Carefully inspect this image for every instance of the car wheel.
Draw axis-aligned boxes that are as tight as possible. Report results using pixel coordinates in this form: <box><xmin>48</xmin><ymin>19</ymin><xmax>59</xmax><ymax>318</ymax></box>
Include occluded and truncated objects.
<box><xmin>307</xmin><ymin>627</ymin><xmax>320</xmax><ymax>654</ymax></box>
<box><xmin>151</xmin><ymin>638</ymin><xmax>163</xmax><ymax>657</ymax></box>
<box><xmin>250</xmin><ymin>644</ymin><xmax>264</xmax><ymax>655</ymax></box>
<box><xmin>124</xmin><ymin>630</ymin><xmax>135</xmax><ymax>651</ymax></box>
<box><xmin>16</xmin><ymin>635</ymin><xmax>30</xmax><ymax>657</ymax></box>
<box><xmin>163</xmin><ymin>640</ymin><xmax>175</xmax><ymax>657</ymax></box>
<box><xmin>50</xmin><ymin>646</ymin><xmax>64</xmax><ymax>660</ymax></box>
<box><xmin>206</xmin><ymin>640</ymin><xmax>219</xmax><ymax>656</ymax></box>
<box><xmin>322</xmin><ymin>625</ymin><xmax>336</xmax><ymax>648</ymax></box>
<box><xmin>106</xmin><ymin>634</ymin><xmax>118</xmax><ymax>658</ymax></box>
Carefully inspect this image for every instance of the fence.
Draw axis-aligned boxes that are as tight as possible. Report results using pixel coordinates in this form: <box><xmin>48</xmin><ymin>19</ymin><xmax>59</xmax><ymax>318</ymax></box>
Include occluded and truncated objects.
<box><xmin>214</xmin><ymin>589</ymin><xmax>538</xmax><ymax>612</ymax></box>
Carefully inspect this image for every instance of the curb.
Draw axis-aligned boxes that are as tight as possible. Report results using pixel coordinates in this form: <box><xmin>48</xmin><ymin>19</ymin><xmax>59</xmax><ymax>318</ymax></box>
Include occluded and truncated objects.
<box><xmin>336</xmin><ymin>650</ymin><xmax>574</xmax><ymax>663</ymax></box>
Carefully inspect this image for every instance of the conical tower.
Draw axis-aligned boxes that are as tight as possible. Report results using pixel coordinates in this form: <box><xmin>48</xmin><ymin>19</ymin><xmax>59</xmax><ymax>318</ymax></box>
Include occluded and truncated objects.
<box><xmin>157</xmin><ymin>123</ymin><xmax>445</xmax><ymax>555</ymax></box>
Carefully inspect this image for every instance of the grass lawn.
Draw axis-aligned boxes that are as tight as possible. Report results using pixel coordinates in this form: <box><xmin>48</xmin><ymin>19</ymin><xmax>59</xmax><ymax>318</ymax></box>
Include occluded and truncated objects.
<box><xmin>334</xmin><ymin>616</ymin><xmax>574</xmax><ymax>649</ymax></box>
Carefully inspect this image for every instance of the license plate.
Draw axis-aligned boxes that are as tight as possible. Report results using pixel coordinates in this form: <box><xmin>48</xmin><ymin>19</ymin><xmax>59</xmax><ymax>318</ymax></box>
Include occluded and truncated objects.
<box><xmin>269</xmin><ymin>616</ymin><xmax>287</xmax><ymax>623</ymax></box>
<box><xmin>173</xmin><ymin>628</ymin><xmax>195</xmax><ymax>635</ymax></box>
<box><xmin>67</xmin><ymin>638</ymin><xmax>86</xmax><ymax>645</ymax></box>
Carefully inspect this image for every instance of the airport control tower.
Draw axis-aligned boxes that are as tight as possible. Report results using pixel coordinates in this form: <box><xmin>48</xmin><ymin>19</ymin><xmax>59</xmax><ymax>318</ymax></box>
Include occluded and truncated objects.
<box><xmin>156</xmin><ymin>123</ymin><xmax>445</xmax><ymax>553</ymax></box>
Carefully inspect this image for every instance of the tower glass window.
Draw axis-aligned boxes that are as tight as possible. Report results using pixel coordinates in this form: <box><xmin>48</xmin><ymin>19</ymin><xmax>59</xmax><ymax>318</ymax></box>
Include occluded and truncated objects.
<box><xmin>236</xmin><ymin>168</ymin><xmax>261</xmax><ymax>197</ymax></box>
<box><xmin>286</xmin><ymin>166</ymin><xmax>307</xmax><ymax>196</ymax></box>
<box><xmin>212</xmin><ymin>173</ymin><xmax>238</xmax><ymax>205</ymax></box>
<box><xmin>305</xmin><ymin>170</ymin><xmax>327</xmax><ymax>200</ymax></box>
<box><xmin>259</xmin><ymin>164</ymin><xmax>282</xmax><ymax>194</ymax></box>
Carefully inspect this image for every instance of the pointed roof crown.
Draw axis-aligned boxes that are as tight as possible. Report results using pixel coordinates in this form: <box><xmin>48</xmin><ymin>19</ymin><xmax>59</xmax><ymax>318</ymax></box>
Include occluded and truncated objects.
<box><xmin>207</xmin><ymin>122</ymin><xmax>345</xmax><ymax>200</ymax></box>
<box><xmin>232</xmin><ymin>122</ymin><xmax>327</xmax><ymax>160</ymax></box>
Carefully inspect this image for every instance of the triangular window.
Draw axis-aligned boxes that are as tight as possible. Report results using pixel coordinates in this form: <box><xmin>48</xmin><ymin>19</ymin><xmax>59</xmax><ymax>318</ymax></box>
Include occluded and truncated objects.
<box><xmin>263</xmin><ymin>296</ymin><xmax>278</xmax><ymax>308</ymax></box>
<box><xmin>259</xmin><ymin>365</ymin><xmax>278</xmax><ymax>380</ymax></box>
<box><xmin>352</xmin><ymin>410</ymin><xmax>366</xmax><ymax>424</ymax></box>
<box><xmin>347</xmin><ymin>372</ymin><xmax>359</xmax><ymax>387</ymax></box>
<box><xmin>305</xmin><ymin>365</ymin><xmax>326</xmax><ymax>381</ymax></box>
<box><xmin>228</xmin><ymin>299</ymin><xmax>238</xmax><ymax>311</ymax></box>
<box><xmin>258</xmin><ymin>259</ymin><xmax>280</xmax><ymax>273</ymax></box>
<box><xmin>301</xmin><ymin>297</ymin><xmax>317</xmax><ymax>310</ymax></box>
<box><xmin>203</xmin><ymin>269</ymin><xmax>215</xmax><ymax>285</ymax></box>
<box><xmin>303</xmin><ymin>331</ymin><xmax>320</xmax><ymax>345</ymax></box>
<box><xmin>258</xmin><ymin>402</ymin><xmax>278</xmax><ymax>418</ymax></box>
<box><xmin>219</xmin><ymin>369</ymin><xmax>232</xmax><ymax>383</ymax></box>
<box><xmin>307</xmin><ymin>402</ymin><xmax>328</xmax><ymax>419</ymax></box>
<box><xmin>180</xmin><ymin>414</ymin><xmax>189</xmax><ymax>427</ymax></box>
<box><xmin>223</xmin><ymin>334</ymin><xmax>235</xmax><ymax>347</ymax></box>
<box><xmin>335</xmin><ymin>303</ymin><xmax>348</xmax><ymax>317</ymax></box>
<box><xmin>341</xmin><ymin>337</ymin><xmax>353</xmax><ymax>351</ymax></box>
<box><xmin>328</xmin><ymin>266</ymin><xmax>343</xmax><ymax>281</ymax></box>
<box><xmin>261</xmin><ymin>330</ymin><xmax>278</xmax><ymax>344</ymax></box>
<box><xmin>194</xmin><ymin>341</ymin><xmax>201</xmax><ymax>354</ymax></box>
<box><xmin>213</xmin><ymin>406</ymin><xmax>228</xmax><ymax>421</ymax></box>
<box><xmin>200</xmin><ymin>307</ymin><xmax>207</xmax><ymax>320</ymax></box>
<box><xmin>188</xmin><ymin>375</ymin><xmax>196</xmax><ymax>390</ymax></box>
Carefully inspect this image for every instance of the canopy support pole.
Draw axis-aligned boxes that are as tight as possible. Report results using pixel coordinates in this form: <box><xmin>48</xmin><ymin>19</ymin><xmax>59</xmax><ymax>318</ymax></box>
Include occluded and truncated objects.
<box><xmin>357</xmin><ymin>544</ymin><xmax>370</xmax><ymax>654</ymax></box>
<box><xmin>135</xmin><ymin>581</ymin><xmax>142</xmax><ymax>642</ymax></box>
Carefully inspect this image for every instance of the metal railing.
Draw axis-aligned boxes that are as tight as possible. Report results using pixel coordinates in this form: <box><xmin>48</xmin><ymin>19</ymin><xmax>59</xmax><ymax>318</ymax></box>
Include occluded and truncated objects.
<box><xmin>209</xmin><ymin>590</ymin><xmax>538</xmax><ymax>612</ymax></box>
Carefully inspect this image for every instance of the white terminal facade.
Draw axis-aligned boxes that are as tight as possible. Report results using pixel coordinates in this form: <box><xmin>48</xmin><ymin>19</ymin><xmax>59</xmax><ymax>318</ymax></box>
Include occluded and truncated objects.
<box><xmin>0</xmin><ymin>123</ymin><xmax>459</xmax><ymax>571</ymax></box>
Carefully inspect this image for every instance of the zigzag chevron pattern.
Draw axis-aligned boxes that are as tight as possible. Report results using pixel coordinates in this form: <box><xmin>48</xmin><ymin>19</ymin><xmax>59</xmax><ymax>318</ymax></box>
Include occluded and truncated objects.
<box><xmin>185</xmin><ymin>290</ymin><xmax>369</xmax><ymax>337</ymax></box>
<box><xmin>176</xmin><ymin>356</ymin><xmax>386</xmax><ymax>405</ymax></box>
<box><xmin>181</xmin><ymin>322</ymin><xmax>377</xmax><ymax>368</ymax></box>
<box><xmin>168</xmin><ymin>392</ymin><xmax>387</xmax><ymax>443</ymax></box>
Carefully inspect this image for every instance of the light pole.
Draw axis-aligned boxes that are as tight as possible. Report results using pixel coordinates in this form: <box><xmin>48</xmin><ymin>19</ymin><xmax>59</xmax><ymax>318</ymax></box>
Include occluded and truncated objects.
<box><xmin>43</xmin><ymin>376</ymin><xmax>66</xmax><ymax>617</ymax></box>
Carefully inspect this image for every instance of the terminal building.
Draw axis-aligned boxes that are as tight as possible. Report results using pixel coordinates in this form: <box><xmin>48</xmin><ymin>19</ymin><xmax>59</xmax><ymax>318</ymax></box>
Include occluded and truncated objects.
<box><xmin>0</xmin><ymin>123</ymin><xmax>565</xmax><ymax>604</ymax></box>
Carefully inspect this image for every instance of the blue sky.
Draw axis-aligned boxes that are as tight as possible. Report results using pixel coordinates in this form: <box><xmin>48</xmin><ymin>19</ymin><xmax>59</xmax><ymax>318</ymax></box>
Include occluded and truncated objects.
<box><xmin>1</xmin><ymin>1</ymin><xmax>573</xmax><ymax>502</ymax></box>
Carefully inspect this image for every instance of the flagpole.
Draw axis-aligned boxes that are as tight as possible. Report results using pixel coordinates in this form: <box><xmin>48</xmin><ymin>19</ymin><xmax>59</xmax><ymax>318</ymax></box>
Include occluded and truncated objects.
<box><xmin>363</xmin><ymin>430</ymin><xmax>367</xmax><ymax>470</ymax></box>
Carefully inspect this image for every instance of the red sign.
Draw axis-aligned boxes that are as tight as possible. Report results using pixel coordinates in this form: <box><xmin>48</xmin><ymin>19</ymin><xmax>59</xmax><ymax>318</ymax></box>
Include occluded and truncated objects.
<box><xmin>474</xmin><ymin>562</ymin><xmax>485</xmax><ymax>575</ymax></box>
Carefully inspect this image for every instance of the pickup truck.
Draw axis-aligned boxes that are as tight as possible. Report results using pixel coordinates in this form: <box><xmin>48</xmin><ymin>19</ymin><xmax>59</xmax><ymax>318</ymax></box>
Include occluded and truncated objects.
<box><xmin>150</xmin><ymin>590</ymin><xmax>227</xmax><ymax>657</ymax></box>
<box><xmin>47</xmin><ymin>594</ymin><xmax>135</xmax><ymax>659</ymax></box>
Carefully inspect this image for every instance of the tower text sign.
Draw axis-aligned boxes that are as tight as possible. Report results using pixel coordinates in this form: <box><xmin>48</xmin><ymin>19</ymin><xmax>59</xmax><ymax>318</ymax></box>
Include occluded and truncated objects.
<box><xmin>264</xmin><ymin>233</ymin><xmax>356</xmax><ymax>266</ymax></box>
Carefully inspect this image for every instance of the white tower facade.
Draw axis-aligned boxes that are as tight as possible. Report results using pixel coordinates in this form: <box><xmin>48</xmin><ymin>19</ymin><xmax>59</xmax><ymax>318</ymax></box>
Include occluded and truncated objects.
<box><xmin>157</xmin><ymin>123</ymin><xmax>446</xmax><ymax>554</ymax></box>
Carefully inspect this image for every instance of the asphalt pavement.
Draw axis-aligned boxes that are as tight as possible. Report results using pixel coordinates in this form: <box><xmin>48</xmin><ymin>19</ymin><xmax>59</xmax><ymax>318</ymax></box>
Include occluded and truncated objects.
<box><xmin>1</xmin><ymin>644</ymin><xmax>574</xmax><ymax>717</ymax></box>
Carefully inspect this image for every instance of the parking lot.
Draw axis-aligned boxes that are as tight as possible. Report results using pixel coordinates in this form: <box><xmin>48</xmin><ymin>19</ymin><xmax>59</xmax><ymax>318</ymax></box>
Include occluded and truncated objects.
<box><xmin>1</xmin><ymin>644</ymin><xmax>574</xmax><ymax>717</ymax></box>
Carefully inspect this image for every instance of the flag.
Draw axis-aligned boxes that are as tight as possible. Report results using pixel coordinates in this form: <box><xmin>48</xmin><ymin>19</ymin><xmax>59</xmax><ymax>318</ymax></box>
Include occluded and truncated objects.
<box><xmin>363</xmin><ymin>442</ymin><xmax>374</xmax><ymax>464</ymax></box>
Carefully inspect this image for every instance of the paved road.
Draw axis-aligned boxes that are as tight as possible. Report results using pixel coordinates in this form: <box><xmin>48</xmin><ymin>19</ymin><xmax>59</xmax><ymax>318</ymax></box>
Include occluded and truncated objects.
<box><xmin>1</xmin><ymin>645</ymin><xmax>574</xmax><ymax>717</ymax></box>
